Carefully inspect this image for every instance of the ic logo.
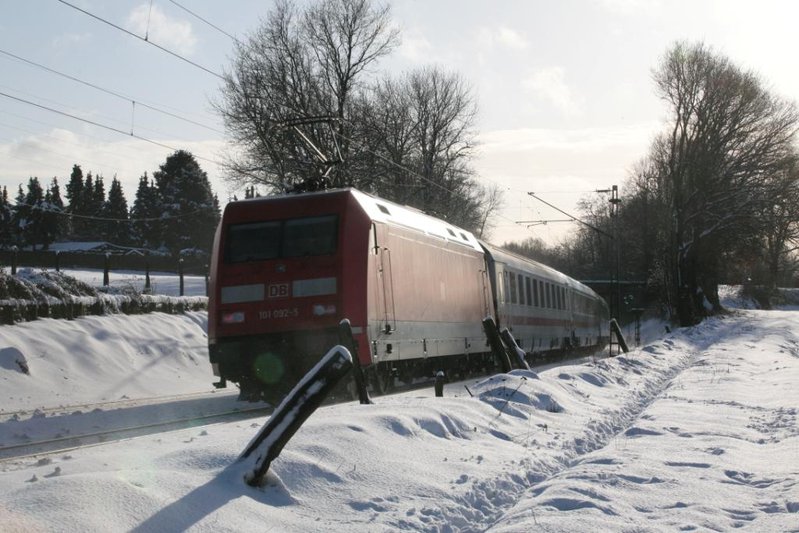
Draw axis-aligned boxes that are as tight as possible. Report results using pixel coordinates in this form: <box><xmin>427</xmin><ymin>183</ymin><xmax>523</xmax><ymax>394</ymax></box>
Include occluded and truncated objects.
<box><xmin>267</xmin><ymin>283</ymin><xmax>290</xmax><ymax>298</ymax></box>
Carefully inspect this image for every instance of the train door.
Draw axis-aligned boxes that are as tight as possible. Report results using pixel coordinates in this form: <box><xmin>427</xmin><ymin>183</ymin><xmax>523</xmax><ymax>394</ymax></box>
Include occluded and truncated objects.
<box><xmin>372</xmin><ymin>223</ymin><xmax>396</xmax><ymax>334</ymax></box>
<box><xmin>496</xmin><ymin>264</ymin><xmax>511</xmax><ymax>329</ymax></box>
<box><xmin>480</xmin><ymin>269</ymin><xmax>491</xmax><ymax>318</ymax></box>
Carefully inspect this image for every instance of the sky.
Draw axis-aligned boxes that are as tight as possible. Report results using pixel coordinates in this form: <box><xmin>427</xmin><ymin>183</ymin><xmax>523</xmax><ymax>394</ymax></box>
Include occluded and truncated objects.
<box><xmin>2</xmin><ymin>285</ymin><xmax>799</xmax><ymax>530</ymax></box>
<box><xmin>2</xmin><ymin>0</ymin><xmax>799</xmax><ymax>245</ymax></box>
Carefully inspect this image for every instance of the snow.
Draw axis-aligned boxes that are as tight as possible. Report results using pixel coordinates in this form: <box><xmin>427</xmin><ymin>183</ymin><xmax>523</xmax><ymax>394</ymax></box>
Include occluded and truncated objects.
<box><xmin>60</xmin><ymin>268</ymin><xmax>207</xmax><ymax>297</ymax></box>
<box><xmin>1</xmin><ymin>291</ymin><xmax>799</xmax><ymax>531</ymax></box>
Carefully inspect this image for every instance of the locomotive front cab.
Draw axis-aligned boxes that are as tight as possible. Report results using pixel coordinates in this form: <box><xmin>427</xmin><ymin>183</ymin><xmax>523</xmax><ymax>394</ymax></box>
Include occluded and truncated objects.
<box><xmin>208</xmin><ymin>190</ymin><xmax>371</xmax><ymax>402</ymax></box>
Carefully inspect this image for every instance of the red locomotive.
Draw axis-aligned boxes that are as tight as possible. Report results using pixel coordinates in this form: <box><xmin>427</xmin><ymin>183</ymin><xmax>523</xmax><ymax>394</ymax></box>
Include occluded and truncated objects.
<box><xmin>208</xmin><ymin>188</ymin><xmax>608</xmax><ymax>402</ymax></box>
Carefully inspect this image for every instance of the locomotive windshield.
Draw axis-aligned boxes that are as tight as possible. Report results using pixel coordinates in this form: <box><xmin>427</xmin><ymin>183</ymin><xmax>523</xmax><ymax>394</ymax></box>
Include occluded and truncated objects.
<box><xmin>225</xmin><ymin>214</ymin><xmax>338</xmax><ymax>263</ymax></box>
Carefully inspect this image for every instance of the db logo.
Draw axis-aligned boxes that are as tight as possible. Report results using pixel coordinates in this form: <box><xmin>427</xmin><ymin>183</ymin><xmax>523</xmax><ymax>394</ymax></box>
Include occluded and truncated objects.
<box><xmin>267</xmin><ymin>283</ymin><xmax>290</xmax><ymax>298</ymax></box>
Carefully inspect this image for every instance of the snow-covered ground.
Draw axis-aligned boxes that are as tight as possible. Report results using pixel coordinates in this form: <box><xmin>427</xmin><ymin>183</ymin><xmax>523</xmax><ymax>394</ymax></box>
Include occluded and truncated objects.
<box><xmin>1</xmin><ymin>290</ymin><xmax>798</xmax><ymax>531</ymax></box>
<box><xmin>60</xmin><ymin>268</ymin><xmax>208</xmax><ymax>297</ymax></box>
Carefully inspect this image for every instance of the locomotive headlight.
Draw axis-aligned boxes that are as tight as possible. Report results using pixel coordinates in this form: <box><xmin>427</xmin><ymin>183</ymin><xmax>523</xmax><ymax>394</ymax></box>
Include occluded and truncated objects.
<box><xmin>312</xmin><ymin>304</ymin><xmax>336</xmax><ymax>316</ymax></box>
<box><xmin>221</xmin><ymin>311</ymin><xmax>245</xmax><ymax>324</ymax></box>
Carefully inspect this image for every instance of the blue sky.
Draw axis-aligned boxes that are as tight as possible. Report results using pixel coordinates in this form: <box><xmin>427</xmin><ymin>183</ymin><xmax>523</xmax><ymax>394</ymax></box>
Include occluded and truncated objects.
<box><xmin>1</xmin><ymin>0</ymin><xmax>798</xmax><ymax>245</ymax></box>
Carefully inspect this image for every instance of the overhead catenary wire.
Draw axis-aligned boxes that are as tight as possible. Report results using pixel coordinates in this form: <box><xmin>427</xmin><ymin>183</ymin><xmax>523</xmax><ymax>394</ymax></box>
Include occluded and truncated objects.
<box><xmin>39</xmin><ymin>2</ymin><xmax>546</xmax><ymax>236</ymax></box>
<box><xmin>527</xmin><ymin>192</ymin><xmax>612</xmax><ymax>239</ymax></box>
<box><xmin>166</xmin><ymin>0</ymin><xmax>240</xmax><ymax>44</ymax></box>
<box><xmin>55</xmin><ymin>0</ymin><xmax>225</xmax><ymax>80</ymax></box>
<box><xmin>0</xmin><ymin>90</ymin><xmax>223</xmax><ymax>169</ymax></box>
<box><xmin>0</xmin><ymin>48</ymin><xmax>224</xmax><ymax>134</ymax></box>
<box><xmin>16</xmin><ymin>2</ymin><xmax>581</xmax><ymax>237</ymax></box>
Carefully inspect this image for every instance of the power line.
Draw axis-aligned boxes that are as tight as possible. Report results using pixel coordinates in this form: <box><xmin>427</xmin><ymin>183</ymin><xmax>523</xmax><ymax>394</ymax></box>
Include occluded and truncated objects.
<box><xmin>326</xmin><ymin>128</ymin><xmax>527</xmax><ymax>231</ymax></box>
<box><xmin>0</xmin><ymin>90</ymin><xmax>224</xmax><ymax>169</ymax></box>
<box><xmin>166</xmin><ymin>0</ymin><xmax>240</xmax><ymax>43</ymax></box>
<box><xmin>527</xmin><ymin>192</ymin><xmax>612</xmax><ymax>238</ymax></box>
<box><xmin>0</xmin><ymin>48</ymin><xmax>224</xmax><ymax>135</ymax></box>
<box><xmin>55</xmin><ymin>0</ymin><xmax>225</xmax><ymax>80</ymax></box>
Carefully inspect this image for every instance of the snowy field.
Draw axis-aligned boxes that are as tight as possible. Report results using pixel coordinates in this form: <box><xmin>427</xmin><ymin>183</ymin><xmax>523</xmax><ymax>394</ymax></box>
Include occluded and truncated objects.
<box><xmin>1</xmin><ymin>293</ymin><xmax>798</xmax><ymax>531</ymax></box>
<box><xmin>59</xmin><ymin>268</ymin><xmax>208</xmax><ymax>297</ymax></box>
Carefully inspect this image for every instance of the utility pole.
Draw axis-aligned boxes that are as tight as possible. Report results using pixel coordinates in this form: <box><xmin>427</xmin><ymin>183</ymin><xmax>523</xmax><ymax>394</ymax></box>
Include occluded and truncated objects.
<box><xmin>596</xmin><ymin>186</ymin><xmax>621</xmax><ymax>321</ymax></box>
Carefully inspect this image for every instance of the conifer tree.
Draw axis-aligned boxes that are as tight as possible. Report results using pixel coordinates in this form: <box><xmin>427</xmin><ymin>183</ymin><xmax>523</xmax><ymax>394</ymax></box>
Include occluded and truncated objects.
<box><xmin>11</xmin><ymin>185</ymin><xmax>26</xmax><ymax>247</ymax></box>
<box><xmin>0</xmin><ymin>186</ymin><xmax>13</xmax><ymax>247</ymax></box>
<box><xmin>131</xmin><ymin>173</ymin><xmax>160</xmax><ymax>249</ymax></box>
<box><xmin>17</xmin><ymin>177</ymin><xmax>46</xmax><ymax>250</ymax></box>
<box><xmin>103</xmin><ymin>177</ymin><xmax>130</xmax><ymax>245</ymax></box>
<box><xmin>40</xmin><ymin>178</ymin><xmax>65</xmax><ymax>247</ymax></box>
<box><xmin>65</xmin><ymin>164</ymin><xmax>83</xmax><ymax>238</ymax></box>
<box><xmin>153</xmin><ymin>150</ymin><xmax>220</xmax><ymax>255</ymax></box>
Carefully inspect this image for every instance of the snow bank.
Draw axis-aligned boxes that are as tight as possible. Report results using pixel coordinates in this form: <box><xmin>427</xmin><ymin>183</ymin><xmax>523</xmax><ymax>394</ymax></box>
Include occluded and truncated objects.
<box><xmin>1</xmin><ymin>301</ymin><xmax>798</xmax><ymax>531</ymax></box>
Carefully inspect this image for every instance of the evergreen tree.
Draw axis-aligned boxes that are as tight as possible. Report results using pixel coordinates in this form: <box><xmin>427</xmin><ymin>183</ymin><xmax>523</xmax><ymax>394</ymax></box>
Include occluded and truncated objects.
<box><xmin>16</xmin><ymin>177</ymin><xmax>45</xmax><ymax>250</ymax></box>
<box><xmin>40</xmin><ymin>178</ymin><xmax>65</xmax><ymax>247</ymax></box>
<box><xmin>93</xmin><ymin>175</ymin><xmax>106</xmax><ymax>214</ymax></box>
<box><xmin>65</xmin><ymin>164</ymin><xmax>83</xmax><ymax>237</ymax></box>
<box><xmin>11</xmin><ymin>185</ymin><xmax>26</xmax><ymax>246</ymax></box>
<box><xmin>0</xmin><ymin>186</ymin><xmax>13</xmax><ymax>247</ymax></box>
<box><xmin>74</xmin><ymin>171</ymin><xmax>95</xmax><ymax>239</ymax></box>
<box><xmin>153</xmin><ymin>150</ymin><xmax>220</xmax><ymax>255</ymax></box>
<box><xmin>102</xmin><ymin>177</ymin><xmax>130</xmax><ymax>245</ymax></box>
<box><xmin>131</xmin><ymin>173</ymin><xmax>161</xmax><ymax>249</ymax></box>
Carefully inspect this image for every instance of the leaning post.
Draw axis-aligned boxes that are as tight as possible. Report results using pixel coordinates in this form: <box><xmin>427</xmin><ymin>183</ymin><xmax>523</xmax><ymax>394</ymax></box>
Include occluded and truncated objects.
<box><xmin>482</xmin><ymin>317</ymin><xmax>513</xmax><ymax>373</ymax></box>
<box><xmin>338</xmin><ymin>318</ymin><xmax>372</xmax><ymax>404</ymax></box>
<box><xmin>500</xmin><ymin>328</ymin><xmax>531</xmax><ymax>370</ymax></box>
<box><xmin>237</xmin><ymin>346</ymin><xmax>353</xmax><ymax>487</ymax></box>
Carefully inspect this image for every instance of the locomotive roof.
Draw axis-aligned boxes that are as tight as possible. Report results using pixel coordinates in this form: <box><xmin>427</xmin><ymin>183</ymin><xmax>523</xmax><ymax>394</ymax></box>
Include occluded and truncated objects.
<box><xmin>347</xmin><ymin>189</ymin><xmax>484</xmax><ymax>251</ymax></box>
<box><xmin>481</xmin><ymin>240</ymin><xmax>603</xmax><ymax>298</ymax></box>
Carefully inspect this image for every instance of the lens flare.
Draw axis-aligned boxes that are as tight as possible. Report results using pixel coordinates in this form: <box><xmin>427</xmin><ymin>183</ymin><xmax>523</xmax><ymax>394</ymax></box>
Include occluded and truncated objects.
<box><xmin>252</xmin><ymin>353</ymin><xmax>284</xmax><ymax>384</ymax></box>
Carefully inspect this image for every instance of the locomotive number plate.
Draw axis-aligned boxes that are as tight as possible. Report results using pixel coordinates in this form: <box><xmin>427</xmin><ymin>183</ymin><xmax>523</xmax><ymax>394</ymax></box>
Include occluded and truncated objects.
<box><xmin>267</xmin><ymin>283</ymin><xmax>290</xmax><ymax>298</ymax></box>
<box><xmin>259</xmin><ymin>308</ymin><xmax>299</xmax><ymax>320</ymax></box>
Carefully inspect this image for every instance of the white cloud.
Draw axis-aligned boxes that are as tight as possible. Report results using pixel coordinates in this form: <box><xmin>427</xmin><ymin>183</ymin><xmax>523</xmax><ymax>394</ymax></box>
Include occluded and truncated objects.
<box><xmin>477</xmin><ymin>26</ymin><xmax>530</xmax><ymax>51</ymax></box>
<box><xmin>397</xmin><ymin>31</ymin><xmax>434</xmax><ymax>62</ymax></box>
<box><xmin>522</xmin><ymin>67</ymin><xmax>585</xmax><ymax>117</ymax></box>
<box><xmin>127</xmin><ymin>3</ymin><xmax>197</xmax><ymax>55</ymax></box>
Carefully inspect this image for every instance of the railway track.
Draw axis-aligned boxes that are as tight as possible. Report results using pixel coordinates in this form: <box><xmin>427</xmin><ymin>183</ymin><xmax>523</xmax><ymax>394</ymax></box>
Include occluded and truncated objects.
<box><xmin>0</xmin><ymin>391</ymin><xmax>271</xmax><ymax>462</ymax></box>
<box><xmin>0</xmin><ymin>350</ymin><xmax>608</xmax><ymax>463</ymax></box>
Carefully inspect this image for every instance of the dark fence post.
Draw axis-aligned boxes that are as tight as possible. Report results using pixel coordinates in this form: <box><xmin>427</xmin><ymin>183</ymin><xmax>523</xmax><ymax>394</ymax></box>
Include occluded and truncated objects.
<box><xmin>434</xmin><ymin>370</ymin><xmax>445</xmax><ymax>397</ymax></box>
<box><xmin>144</xmin><ymin>253</ymin><xmax>151</xmax><ymax>293</ymax></box>
<box><xmin>338</xmin><ymin>318</ymin><xmax>371</xmax><ymax>404</ymax></box>
<box><xmin>54</xmin><ymin>251</ymin><xmax>60</xmax><ymax>272</ymax></box>
<box><xmin>482</xmin><ymin>317</ymin><xmax>512</xmax><ymax>373</ymax></box>
<box><xmin>103</xmin><ymin>253</ymin><xmax>110</xmax><ymax>287</ymax></box>
<box><xmin>178</xmin><ymin>257</ymin><xmax>184</xmax><ymax>296</ymax></box>
<box><xmin>500</xmin><ymin>328</ymin><xmax>531</xmax><ymax>370</ymax></box>
<box><xmin>204</xmin><ymin>264</ymin><xmax>209</xmax><ymax>297</ymax></box>
<box><xmin>11</xmin><ymin>246</ymin><xmax>18</xmax><ymax>275</ymax></box>
<box><xmin>237</xmin><ymin>346</ymin><xmax>353</xmax><ymax>486</ymax></box>
<box><xmin>609</xmin><ymin>318</ymin><xmax>629</xmax><ymax>355</ymax></box>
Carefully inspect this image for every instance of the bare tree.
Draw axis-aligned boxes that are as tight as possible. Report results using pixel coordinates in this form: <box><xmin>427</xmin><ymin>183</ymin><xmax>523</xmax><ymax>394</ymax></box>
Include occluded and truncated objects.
<box><xmin>216</xmin><ymin>1</ymin><xmax>502</xmax><ymax>235</ymax></box>
<box><xmin>759</xmin><ymin>160</ymin><xmax>799</xmax><ymax>289</ymax></box>
<box><xmin>649</xmin><ymin>42</ymin><xmax>799</xmax><ymax>324</ymax></box>
<box><xmin>355</xmin><ymin>67</ymin><xmax>500</xmax><ymax>233</ymax></box>
<box><xmin>216</xmin><ymin>0</ymin><xmax>399</xmax><ymax>192</ymax></box>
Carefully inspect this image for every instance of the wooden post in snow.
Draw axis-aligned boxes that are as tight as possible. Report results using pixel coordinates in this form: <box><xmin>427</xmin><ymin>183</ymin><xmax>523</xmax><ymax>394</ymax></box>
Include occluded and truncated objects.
<box><xmin>338</xmin><ymin>319</ymin><xmax>372</xmax><ymax>405</ymax></box>
<box><xmin>500</xmin><ymin>328</ymin><xmax>531</xmax><ymax>371</ymax></box>
<box><xmin>483</xmin><ymin>317</ymin><xmax>512</xmax><ymax>373</ymax></box>
<box><xmin>237</xmin><ymin>346</ymin><xmax>353</xmax><ymax>486</ymax></box>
